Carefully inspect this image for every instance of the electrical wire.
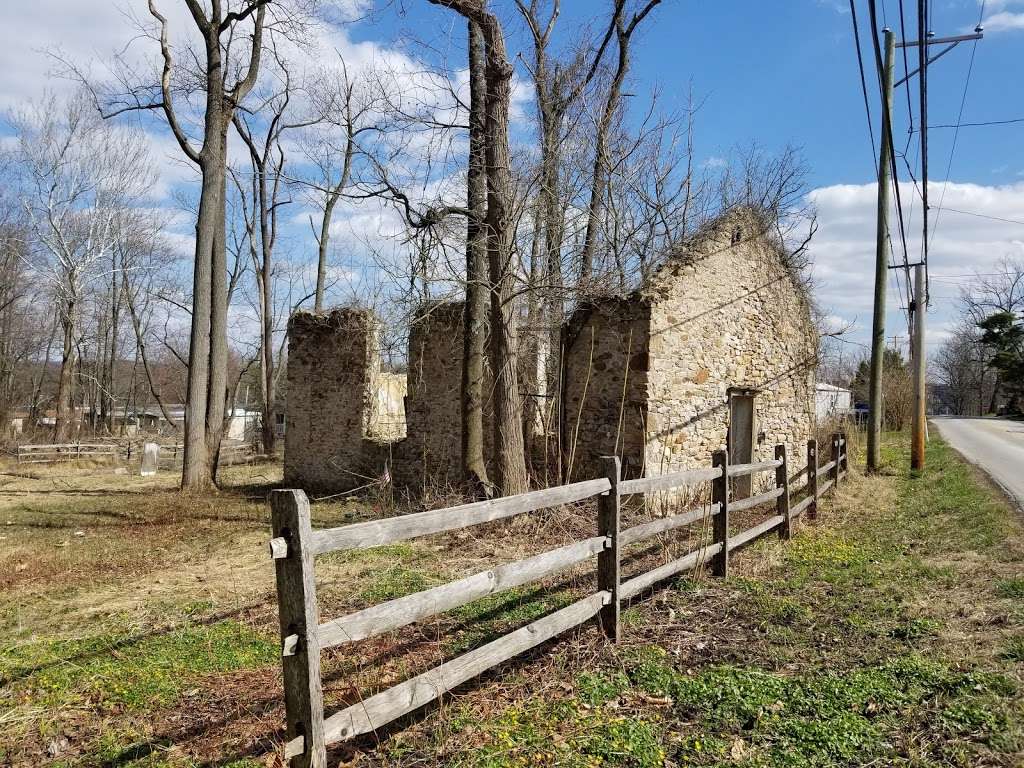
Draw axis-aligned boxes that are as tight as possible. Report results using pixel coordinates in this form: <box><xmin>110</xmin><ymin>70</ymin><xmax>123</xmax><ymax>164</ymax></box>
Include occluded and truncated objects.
<box><xmin>929</xmin><ymin>0</ymin><xmax>986</xmax><ymax>249</ymax></box>
<box><xmin>897</xmin><ymin>0</ymin><xmax>915</xmax><ymax>136</ymax></box>
<box><xmin>868</xmin><ymin>0</ymin><xmax>914</xmax><ymax>311</ymax></box>
<box><xmin>916</xmin><ymin>117</ymin><xmax>1024</xmax><ymax>130</ymax></box>
<box><xmin>849</xmin><ymin>0</ymin><xmax>880</xmax><ymax>172</ymax></box>
<box><xmin>931</xmin><ymin>207</ymin><xmax>1024</xmax><ymax>227</ymax></box>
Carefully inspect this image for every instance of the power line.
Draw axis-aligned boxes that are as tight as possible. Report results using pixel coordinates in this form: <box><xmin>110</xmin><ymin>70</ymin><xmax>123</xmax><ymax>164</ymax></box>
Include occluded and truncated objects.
<box><xmin>897</xmin><ymin>0</ymin><xmax>915</xmax><ymax>134</ymax></box>
<box><xmin>867</xmin><ymin>2</ymin><xmax>914</xmax><ymax>304</ymax></box>
<box><xmin>915</xmin><ymin>117</ymin><xmax>1024</xmax><ymax>130</ymax></box>
<box><xmin>849</xmin><ymin>0</ymin><xmax>879</xmax><ymax>171</ymax></box>
<box><xmin>932</xmin><ymin>206</ymin><xmax>1024</xmax><ymax>227</ymax></box>
<box><xmin>929</xmin><ymin>0</ymin><xmax>985</xmax><ymax>251</ymax></box>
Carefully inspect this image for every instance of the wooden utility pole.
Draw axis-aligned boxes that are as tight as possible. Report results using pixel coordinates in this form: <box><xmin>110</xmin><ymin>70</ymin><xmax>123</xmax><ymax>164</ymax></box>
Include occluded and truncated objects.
<box><xmin>867</xmin><ymin>27</ymin><xmax>895</xmax><ymax>472</ymax></box>
<box><xmin>911</xmin><ymin>264</ymin><xmax>927</xmax><ymax>469</ymax></box>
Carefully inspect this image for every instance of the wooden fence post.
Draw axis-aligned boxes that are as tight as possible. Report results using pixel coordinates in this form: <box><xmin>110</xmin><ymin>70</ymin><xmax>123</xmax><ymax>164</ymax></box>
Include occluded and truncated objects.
<box><xmin>270</xmin><ymin>490</ymin><xmax>326</xmax><ymax>768</ymax></box>
<box><xmin>807</xmin><ymin>439</ymin><xmax>819</xmax><ymax>521</ymax></box>
<box><xmin>711</xmin><ymin>450</ymin><xmax>729</xmax><ymax>578</ymax></box>
<box><xmin>831</xmin><ymin>433</ymin><xmax>841</xmax><ymax>489</ymax></box>
<box><xmin>597</xmin><ymin>456</ymin><xmax>621</xmax><ymax>643</ymax></box>
<box><xmin>840</xmin><ymin>432</ymin><xmax>848</xmax><ymax>477</ymax></box>
<box><xmin>776</xmin><ymin>444</ymin><xmax>791</xmax><ymax>540</ymax></box>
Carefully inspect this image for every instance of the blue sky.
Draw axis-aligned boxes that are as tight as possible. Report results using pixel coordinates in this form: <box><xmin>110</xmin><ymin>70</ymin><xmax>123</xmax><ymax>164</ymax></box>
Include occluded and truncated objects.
<box><xmin>2</xmin><ymin>0</ymin><xmax>1022</xmax><ymax>362</ymax></box>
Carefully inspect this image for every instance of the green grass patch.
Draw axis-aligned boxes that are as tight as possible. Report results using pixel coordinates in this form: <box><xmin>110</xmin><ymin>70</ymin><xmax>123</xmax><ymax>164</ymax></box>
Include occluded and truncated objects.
<box><xmin>996</xmin><ymin>577</ymin><xmax>1024</xmax><ymax>599</ymax></box>
<box><xmin>2</xmin><ymin>619</ymin><xmax>276</xmax><ymax>713</ymax></box>
<box><xmin>452</xmin><ymin>698</ymin><xmax>666</xmax><ymax>768</ymax></box>
<box><xmin>1001</xmin><ymin>637</ymin><xmax>1024</xmax><ymax>662</ymax></box>
<box><xmin>358</xmin><ymin>565</ymin><xmax>439</xmax><ymax>603</ymax></box>
<box><xmin>450</xmin><ymin>587</ymin><xmax>577</xmax><ymax>653</ymax></box>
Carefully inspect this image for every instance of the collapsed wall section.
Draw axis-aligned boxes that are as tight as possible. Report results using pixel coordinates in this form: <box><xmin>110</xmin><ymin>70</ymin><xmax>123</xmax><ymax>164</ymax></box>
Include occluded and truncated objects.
<box><xmin>284</xmin><ymin>308</ymin><xmax>388</xmax><ymax>491</ymax></box>
<box><xmin>561</xmin><ymin>298</ymin><xmax>651</xmax><ymax>482</ymax></box>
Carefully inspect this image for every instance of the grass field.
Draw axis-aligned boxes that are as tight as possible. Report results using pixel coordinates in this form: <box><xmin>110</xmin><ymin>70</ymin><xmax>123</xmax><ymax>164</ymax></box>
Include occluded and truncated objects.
<box><xmin>2</xmin><ymin>434</ymin><xmax>1022</xmax><ymax>767</ymax></box>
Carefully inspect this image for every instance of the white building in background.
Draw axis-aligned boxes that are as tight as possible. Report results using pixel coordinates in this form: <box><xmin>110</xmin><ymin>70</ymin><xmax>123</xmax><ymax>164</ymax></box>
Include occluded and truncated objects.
<box><xmin>816</xmin><ymin>383</ymin><xmax>853</xmax><ymax>421</ymax></box>
<box><xmin>134</xmin><ymin>404</ymin><xmax>260</xmax><ymax>443</ymax></box>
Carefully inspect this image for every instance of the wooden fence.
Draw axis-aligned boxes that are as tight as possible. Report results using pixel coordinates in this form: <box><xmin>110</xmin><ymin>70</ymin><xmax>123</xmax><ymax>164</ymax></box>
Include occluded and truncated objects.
<box><xmin>15</xmin><ymin>443</ymin><xmax>119</xmax><ymax>465</ymax></box>
<box><xmin>268</xmin><ymin>433</ymin><xmax>849</xmax><ymax>766</ymax></box>
<box><xmin>11</xmin><ymin>441</ymin><xmax>256</xmax><ymax>468</ymax></box>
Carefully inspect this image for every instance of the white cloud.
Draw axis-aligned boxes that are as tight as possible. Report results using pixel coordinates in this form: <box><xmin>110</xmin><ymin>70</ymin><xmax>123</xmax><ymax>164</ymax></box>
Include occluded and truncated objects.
<box><xmin>808</xmin><ymin>180</ymin><xmax>1024</xmax><ymax>353</ymax></box>
<box><xmin>979</xmin><ymin>10</ymin><xmax>1024</xmax><ymax>32</ymax></box>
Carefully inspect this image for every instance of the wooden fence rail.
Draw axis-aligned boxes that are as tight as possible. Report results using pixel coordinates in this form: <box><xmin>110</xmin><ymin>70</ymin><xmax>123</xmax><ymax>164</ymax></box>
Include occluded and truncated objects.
<box><xmin>16</xmin><ymin>443</ymin><xmax>119</xmax><ymax>465</ymax></box>
<box><xmin>269</xmin><ymin>433</ymin><xmax>849</xmax><ymax>766</ymax></box>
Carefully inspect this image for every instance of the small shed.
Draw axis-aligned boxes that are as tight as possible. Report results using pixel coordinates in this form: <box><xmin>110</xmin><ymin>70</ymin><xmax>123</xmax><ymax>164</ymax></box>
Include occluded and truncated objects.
<box><xmin>815</xmin><ymin>383</ymin><xmax>852</xmax><ymax>421</ymax></box>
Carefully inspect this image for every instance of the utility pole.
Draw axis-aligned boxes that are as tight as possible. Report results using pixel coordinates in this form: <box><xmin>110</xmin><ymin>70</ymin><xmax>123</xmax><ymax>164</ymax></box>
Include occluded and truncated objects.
<box><xmin>911</xmin><ymin>264</ymin><xmax>926</xmax><ymax>469</ymax></box>
<box><xmin>867</xmin><ymin>27</ymin><xmax>895</xmax><ymax>473</ymax></box>
<box><xmin>895</xmin><ymin>20</ymin><xmax>983</xmax><ymax>471</ymax></box>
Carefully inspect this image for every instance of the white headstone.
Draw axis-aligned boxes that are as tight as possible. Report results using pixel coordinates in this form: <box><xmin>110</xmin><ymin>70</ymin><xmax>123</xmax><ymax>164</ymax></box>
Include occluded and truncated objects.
<box><xmin>141</xmin><ymin>442</ymin><xmax>160</xmax><ymax>476</ymax></box>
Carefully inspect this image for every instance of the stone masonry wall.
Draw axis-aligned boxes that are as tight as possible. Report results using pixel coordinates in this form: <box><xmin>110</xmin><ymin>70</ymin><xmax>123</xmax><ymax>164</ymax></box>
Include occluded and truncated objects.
<box><xmin>284</xmin><ymin>308</ymin><xmax>388</xmax><ymax>491</ymax></box>
<box><xmin>561</xmin><ymin>299</ymin><xmax>652</xmax><ymax>482</ymax></box>
<box><xmin>643</xmin><ymin>212</ymin><xmax>817</xmax><ymax>492</ymax></box>
<box><xmin>285</xmin><ymin>208</ymin><xmax>815</xmax><ymax>496</ymax></box>
<box><xmin>402</xmin><ymin>302</ymin><xmax>465</xmax><ymax>488</ymax></box>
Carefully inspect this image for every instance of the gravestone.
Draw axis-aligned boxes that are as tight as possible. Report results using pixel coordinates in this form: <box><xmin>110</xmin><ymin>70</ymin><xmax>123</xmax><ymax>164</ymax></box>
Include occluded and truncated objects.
<box><xmin>141</xmin><ymin>442</ymin><xmax>160</xmax><ymax>476</ymax></box>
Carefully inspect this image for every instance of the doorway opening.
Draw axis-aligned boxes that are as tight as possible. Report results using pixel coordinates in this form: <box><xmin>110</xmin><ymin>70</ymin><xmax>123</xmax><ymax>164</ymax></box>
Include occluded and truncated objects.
<box><xmin>728</xmin><ymin>388</ymin><xmax>757</xmax><ymax>499</ymax></box>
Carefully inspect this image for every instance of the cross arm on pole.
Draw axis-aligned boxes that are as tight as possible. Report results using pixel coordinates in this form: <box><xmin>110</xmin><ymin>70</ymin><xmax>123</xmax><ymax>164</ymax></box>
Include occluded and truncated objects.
<box><xmin>894</xmin><ymin>32</ymin><xmax>983</xmax><ymax>87</ymax></box>
<box><xmin>896</xmin><ymin>31</ymin><xmax>983</xmax><ymax>48</ymax></box>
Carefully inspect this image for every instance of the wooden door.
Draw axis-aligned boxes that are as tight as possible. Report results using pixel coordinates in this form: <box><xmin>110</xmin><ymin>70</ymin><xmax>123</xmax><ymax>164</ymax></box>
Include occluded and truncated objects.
<box><xmin>729</xmin><ymin>392</ymin><xmax>756</xmax><ymax>499</ymax></box>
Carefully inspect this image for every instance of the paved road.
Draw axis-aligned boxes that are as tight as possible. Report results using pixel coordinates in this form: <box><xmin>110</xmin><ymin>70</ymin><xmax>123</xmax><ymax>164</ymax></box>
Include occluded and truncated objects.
<box><xmin>932</xmin><ymin>417</ymin><xmax>1024</xmax><ymax>510</ymax></box>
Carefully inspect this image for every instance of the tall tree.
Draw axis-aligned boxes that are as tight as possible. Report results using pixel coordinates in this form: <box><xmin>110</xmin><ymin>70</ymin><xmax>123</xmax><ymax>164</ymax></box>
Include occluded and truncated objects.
<box><xmin>428</xmin><ymin>0</ymin><xmax>528</xmax><ymax>494</ymax></box>
<box><xmin>100</xmin><ymin>0</ymin><xmax>271</xmax><ymax>489</ymax></box>
<box><xmin>514</xmin><ymin>0</ymin><xmax>618</xmax><ymax>459</ymax></box>
<box><xmin>462</xmin><ymin>17</ymin><xmax>491</xmax><ymax>494</ymax></box>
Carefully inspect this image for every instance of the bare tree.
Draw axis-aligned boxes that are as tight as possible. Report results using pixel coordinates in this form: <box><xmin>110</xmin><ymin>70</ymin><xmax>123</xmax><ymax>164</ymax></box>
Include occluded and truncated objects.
<box><xmin>13</xmin><ymin>93</ymin><xmax>153</xmax><ymax>441</ymax></box>
<box><xmin>932</xmin><ymin>323</ymin><xmax>991</xmax><ymax>416</ymax></box>
<box><xmin>96</xmin><ymin>0</ymin><xmax>280</xmax><ymax>489</ymax></box>
<box><xmin>231</xmin><ymin>53</ymin><xmax>311</xmax><ymax>455</ymax></box>
<box><xmin>578</xmin><ymin>0</ymin><xmax>664</xmax><ymax>284</ymax></box>
<box><xmin>959</xmin><ymin>257</ymin><xmax>1024</xmax><ymax>412</ymax></box>
<box><xmin>462</xmin><ymin>17</ymin><xmax>491</xmax><ymax>494</ymax></box>
<box><xmin>294</xmin><ymin>60</ymin><xmax>383</xmax><ymax>313</ymax></box>
<box><xmin>427</xmin><ymin>0</ymin><xmax>528</xmax><ymax>494</ymax></box>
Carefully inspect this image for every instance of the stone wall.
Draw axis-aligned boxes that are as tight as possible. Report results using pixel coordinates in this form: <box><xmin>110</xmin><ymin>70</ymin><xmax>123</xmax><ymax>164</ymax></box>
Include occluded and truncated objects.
<box><xmin>402</xmin><ymin>302</ymin><xmax>465</xmax><ymax>488</ymax></box>
<box><xmin>284</xmin><ymin>308</ymin><xmax>388</xmax><ymax>491</ymax></box>
<box><xmin>643</xmin><ymin>213</ymin><xmax>816</xmax><ymax>488</ymax></box>
<box><xmin>560</xmin><ymin>210</ymin><xmax>817</xmax><ymax>490</ymax></box>
<box><xmin>561</xmin><ymin>299</ymin><xmax>652</xmax><ymax>482</ymax></box>
<box><xmin>285</xmin><ymin>210</ymin><xmax>817</xmax><ymax>496</ymax></box>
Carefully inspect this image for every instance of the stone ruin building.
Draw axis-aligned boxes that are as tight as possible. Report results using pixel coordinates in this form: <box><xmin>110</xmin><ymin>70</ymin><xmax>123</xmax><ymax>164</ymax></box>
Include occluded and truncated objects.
<box><xmin>284</xmin><ymin>208</ymin><xmax>818</xmax><ymax>495</ymax></box>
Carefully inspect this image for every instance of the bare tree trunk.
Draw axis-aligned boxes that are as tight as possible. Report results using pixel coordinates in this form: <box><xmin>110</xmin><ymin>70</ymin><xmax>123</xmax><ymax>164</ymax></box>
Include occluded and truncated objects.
<box><xmin>461</xmin><ymin>17</ymin><xmax>491</xmax><ymax>495</ymax></box>
<box><xmin>124</xmin><ymin>277</ymin><xmax>181</xmax><ymax>433</ymax></box>
<box><xmin>54</xmin><ymin>302</ymin><xmax>76</xmax><ymax>442</ymax></box>
<box><xmin>430</xmin><ymin>0</ymin><xmax>529</xmax><ymax>494</ymax></box>
<box><xmin>479</xmin><ymin>10</ymin><xmax>528</xmax><ymax>495</ymax></box>
<box><xmin>206</xmin><ymin>152</ymin><xmax>230</xmax><ymax>475</ymax></box>
<box><xmin>314</xmin><ymin>193</ymin><xmax>338</xmax><ymax>313</ymax></box>
<box><xmin>183</xmin><ymin>159</ymin><xmax>218</xmax><ymax>488</ymax></box>
<box><xmin>259</xmin><ymin>204</ymin><xmax>276</xmax><ymax>455</ymax></box>
<box><xmin>102</xmin><ymin>265</ymin><xmax>121</xmax><ymax>432</ymax></box>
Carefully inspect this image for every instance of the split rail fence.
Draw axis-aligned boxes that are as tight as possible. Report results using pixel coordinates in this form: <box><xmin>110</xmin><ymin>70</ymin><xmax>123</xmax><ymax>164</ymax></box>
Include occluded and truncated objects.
<box><xmin>11</xmin><ymin>441</ymin><xmax>256</xmax><ymax>468</ymax></box>
<box><xmin>15</xmin><ymin>443</ymin><xmax>119</xmax><ymax>465</ymax></box>
<box><xmin>268</xmin><ymin>433</ymin><xmax>849</xmax><ymax>767</ymax></box>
